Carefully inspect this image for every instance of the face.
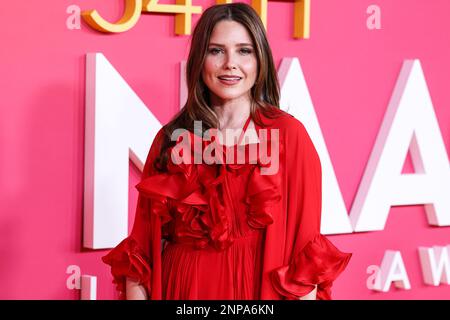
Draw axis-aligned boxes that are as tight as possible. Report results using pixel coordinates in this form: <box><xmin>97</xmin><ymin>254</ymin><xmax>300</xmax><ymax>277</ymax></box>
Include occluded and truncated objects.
<box><xmin>201</xmin><ymin>20</ymin><xmax>258</xmax><ymax>106</ymax></box>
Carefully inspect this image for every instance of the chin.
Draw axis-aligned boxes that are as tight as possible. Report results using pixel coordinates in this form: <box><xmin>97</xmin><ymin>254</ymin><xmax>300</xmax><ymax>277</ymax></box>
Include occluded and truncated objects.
<box><xmin>211</xmin><ymin>91</ymin><xmax>249</xmax><ymax>102</ymax></box>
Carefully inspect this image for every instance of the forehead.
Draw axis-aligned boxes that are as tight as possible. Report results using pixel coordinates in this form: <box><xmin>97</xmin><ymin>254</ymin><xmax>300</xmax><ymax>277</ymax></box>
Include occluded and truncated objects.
<box><xmin>209</xmin><ymin>20</ymin><xmax>253</xmax><ymax>45</ymax></box>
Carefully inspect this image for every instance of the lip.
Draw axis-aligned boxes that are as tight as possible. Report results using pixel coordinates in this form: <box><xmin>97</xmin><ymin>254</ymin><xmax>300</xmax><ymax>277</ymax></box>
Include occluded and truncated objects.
<box><xmin>217</xmin><ymin>76</ymin><xmax>242</xmax><ymax>86</ymax></box>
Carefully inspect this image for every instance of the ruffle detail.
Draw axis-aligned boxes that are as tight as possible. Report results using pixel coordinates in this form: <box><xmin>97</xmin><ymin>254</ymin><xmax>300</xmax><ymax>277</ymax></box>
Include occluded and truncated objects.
<box><xmin>101</xmin><ymin>237</ymin><xmax>152</xmax><ymax>299</ymax></box>
<box><xmin>245</xmin><ymin>165</ymin><xmax>281</xmax><ymax>228</ymax></box>
<box><xmin>135</xmin><ymin>130</ymin><xmax>282</xmax><ymax>251</ymax></box>
<box><xmin>271</xmin><ymin>234</ymin><xmax>352</xmax><ymax>300</ymax></box>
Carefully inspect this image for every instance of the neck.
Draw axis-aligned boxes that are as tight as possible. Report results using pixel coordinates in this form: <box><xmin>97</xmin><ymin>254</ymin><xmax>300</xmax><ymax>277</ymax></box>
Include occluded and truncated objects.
<box><xmin>211</xmin><ymin>96</ymin><xmax>252</xmax><ymax>130</ymax></box>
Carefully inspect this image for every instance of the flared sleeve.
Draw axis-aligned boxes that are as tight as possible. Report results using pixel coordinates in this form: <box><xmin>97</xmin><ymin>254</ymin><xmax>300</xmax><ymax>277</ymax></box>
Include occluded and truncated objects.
<box><xmin>102</xmin><ymin>129</ymin><xmax>165</xmax><ymax>300</ymax></box>
<box><xmin>269</xmin><ymin>119</ymin><xmax>352</xmax><ymax>300</ymax></box>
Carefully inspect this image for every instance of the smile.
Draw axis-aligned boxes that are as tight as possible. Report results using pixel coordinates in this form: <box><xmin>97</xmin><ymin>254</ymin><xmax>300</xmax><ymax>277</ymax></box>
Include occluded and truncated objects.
<box><xmin>217</xmin><ymin>77</ymin><xmax>242</xmax><ymax>85</ymax></box>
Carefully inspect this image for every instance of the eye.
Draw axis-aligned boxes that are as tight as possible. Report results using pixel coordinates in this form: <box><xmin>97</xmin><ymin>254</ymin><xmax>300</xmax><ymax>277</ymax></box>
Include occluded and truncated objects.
<box><xmin>208</xmin><ymin>48</ymin><xmax>222</xmax><ymax>55</ymax></box>
<box><xmin>240</xmin><ymin>48</ymin><xmax>253</xmax><ymax>55</ymax></box>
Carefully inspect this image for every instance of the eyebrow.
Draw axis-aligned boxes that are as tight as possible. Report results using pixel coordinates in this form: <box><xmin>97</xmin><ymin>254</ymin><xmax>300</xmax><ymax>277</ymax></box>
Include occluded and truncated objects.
<box><xmin>208</xmin><ymin>43</ymin><xmax>254</xmax><ymax>47</ymax></box>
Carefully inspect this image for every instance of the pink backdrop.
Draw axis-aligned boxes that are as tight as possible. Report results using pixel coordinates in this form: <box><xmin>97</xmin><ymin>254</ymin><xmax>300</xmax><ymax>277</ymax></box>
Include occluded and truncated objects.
<box><xmin>1</xmin><ymin>0</ymin><xmax>449</xmax><ymax>299</ymax></box>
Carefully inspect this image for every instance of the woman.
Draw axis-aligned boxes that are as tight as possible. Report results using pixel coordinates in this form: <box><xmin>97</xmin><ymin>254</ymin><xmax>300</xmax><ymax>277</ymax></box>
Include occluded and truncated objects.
<box><xmin>102</xmin><ymin>3</ymin><xmax>351</xmax><ymax>300</ymax></box>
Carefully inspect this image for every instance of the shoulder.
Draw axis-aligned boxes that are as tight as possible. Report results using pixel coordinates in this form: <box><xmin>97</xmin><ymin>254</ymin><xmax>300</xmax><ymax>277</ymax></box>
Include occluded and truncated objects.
<box><xmin>148</xmin><ymin>127</ymin><xmax>165</xmax><ymax>154</ymax></box>
<box><xmin>262</xmin><ymin>107</ymin><xmax>319</xmax><ymax>160</ymax></box>
<box><xmin>258</xmin><ymin>106</ymin><xmax>309</xmax><ymax>137</ymax></box>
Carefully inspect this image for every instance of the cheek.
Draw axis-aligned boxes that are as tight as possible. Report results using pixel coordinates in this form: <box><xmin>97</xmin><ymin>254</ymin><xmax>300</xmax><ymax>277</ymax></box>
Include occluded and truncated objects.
<box><xmin>203</xmin><ymin>58</ymin><xmax>219</xmax><ymax>76</ymax></box>
<box><xmin>243</xmin><ymin>59</ymin><xmax>258</xmax><ymax>78</ymax></box>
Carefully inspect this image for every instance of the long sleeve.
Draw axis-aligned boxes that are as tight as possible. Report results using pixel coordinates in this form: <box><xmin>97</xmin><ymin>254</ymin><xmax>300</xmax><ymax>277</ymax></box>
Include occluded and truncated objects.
<box><xmin>269</xmin><ymin>119</ymin><xmax>352</xmax><ymax>300</ymax></box>
<box><xmin>102</xmin><ymin>129</ymin><xmax>165</xmax><ymax>300</ymax></box>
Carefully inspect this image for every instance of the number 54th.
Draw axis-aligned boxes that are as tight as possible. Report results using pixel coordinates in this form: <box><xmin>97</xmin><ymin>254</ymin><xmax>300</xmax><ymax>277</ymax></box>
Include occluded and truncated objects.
<box><xmin>80</xmin><ymin>0</ymin><xmax>311</xmax><ymax>38</ymax></box>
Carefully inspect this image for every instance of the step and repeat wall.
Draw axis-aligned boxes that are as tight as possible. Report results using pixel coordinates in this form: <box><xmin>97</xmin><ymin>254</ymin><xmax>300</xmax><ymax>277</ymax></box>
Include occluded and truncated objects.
<box><xmin>1</xmin><ymin>0</ymin><xmax>449</xmax><ymax>299</ymax></box>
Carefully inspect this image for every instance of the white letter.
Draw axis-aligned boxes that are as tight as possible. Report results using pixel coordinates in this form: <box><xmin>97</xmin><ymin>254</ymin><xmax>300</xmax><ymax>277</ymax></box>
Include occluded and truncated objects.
<box><xmin>373</xmin><ymin>250</ymin><xmax>411</xmax><ymax>292</ymax></box>
<box><xmin>366</xmin><ymin>5</ymin><xmax>381</xmax><ymax>30</ymax></box>
<box><xmin>278</xmin><ymin>58</ymin><xmax>353</xmax><ymax>234</ymax></box>
<box><xmin>258</xmin><ymin>129</ymin><xmax>280</xmax><ymax>176</ymax></box>
<box><xmin>203</xmin><ymin>128</ymin><xmax>224</xmax><ymax>165</ymax></box>
<box><xmin>171</xmin><ymin>129</ymin><xmax>192</xmax><ymax>165</ymax></box>
<box><xmin>84</xmin><ymin>53</ymin><xmax>161</xmax><ymax>249</ymax></box>
<box><xmin>66</xmin><ymin>5</ymin><xmax>81</xmax><ymax>30</ymax></box>
<box><xmin>419</xmin><ymin>245</ymin><xmax>450</xmax><ymax>286</ymax></box>
<box><xmin>350</xmin><ymin>60</ymin><xmax>450</xmax><ymax>232</ymax></box>
<box><xmin>66</xmin><ymin>265</ymin><xmax>81</xmax><ymax>290</ymax></box>
<box><xmin>81</xmin><ymin>275</ymin><xmax>97</xmax><ymax>300</ymax></box>
<box><xmin>366</xmin><ymin>264</ymin><xmax>381</xmax><ymax>290</ymax></box>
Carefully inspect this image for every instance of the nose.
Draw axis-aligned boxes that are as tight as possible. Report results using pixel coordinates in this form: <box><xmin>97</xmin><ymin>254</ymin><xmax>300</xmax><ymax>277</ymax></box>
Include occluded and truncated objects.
<box><xmin>223</xmin><ymin>51</ymin><xmax>237</xmax><ymax>70</ymax></box>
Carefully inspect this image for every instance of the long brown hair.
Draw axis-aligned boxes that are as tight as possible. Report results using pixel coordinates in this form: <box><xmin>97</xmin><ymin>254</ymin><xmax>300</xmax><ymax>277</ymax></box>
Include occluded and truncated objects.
<box><xmin>155</xmin><ymin>2</ymin><xmax>281</xmax><ymax>172</ymax></box>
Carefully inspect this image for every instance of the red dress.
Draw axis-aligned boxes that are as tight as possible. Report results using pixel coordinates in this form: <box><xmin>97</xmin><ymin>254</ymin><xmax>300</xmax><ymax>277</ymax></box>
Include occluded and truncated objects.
<box><xmin>102</xmin><ymin>107</ymin><xmax>352</xmax><ymax>300</ymax></box>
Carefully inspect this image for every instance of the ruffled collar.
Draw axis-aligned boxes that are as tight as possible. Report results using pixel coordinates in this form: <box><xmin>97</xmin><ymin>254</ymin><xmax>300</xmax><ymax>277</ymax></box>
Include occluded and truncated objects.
<box><xmin>136</xmin><ymin>114</ymin><xmax>282</xmax><ymax>251</ymax></box>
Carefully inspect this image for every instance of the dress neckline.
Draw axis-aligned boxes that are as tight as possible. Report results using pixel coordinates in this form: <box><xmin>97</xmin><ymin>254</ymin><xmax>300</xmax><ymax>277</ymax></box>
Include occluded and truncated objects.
<box><xmin>237</xmin><ymin>114</ymin><xmax>252</xmax><ymax>146</ymax></box>
<box><xmin>220</xmin><ymin>114</ymin><xmax>253</xmax><ymax>149</ymax></box>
